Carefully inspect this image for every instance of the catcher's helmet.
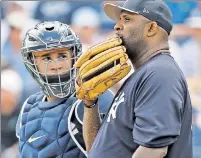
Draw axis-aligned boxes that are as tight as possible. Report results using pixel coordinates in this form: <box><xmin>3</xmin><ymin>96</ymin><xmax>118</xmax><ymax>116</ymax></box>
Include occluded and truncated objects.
<box><xmin>21</xmin><ymin>21</ymin><xmax>82</xmax><ymax>98</ymax></box>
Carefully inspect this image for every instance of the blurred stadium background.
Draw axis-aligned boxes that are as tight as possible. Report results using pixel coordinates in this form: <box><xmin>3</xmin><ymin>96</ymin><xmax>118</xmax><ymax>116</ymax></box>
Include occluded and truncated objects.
<box><xmin>1</xmin><ymin>1</ymin><xmax>201</xmax><ymax>158</ymax></box>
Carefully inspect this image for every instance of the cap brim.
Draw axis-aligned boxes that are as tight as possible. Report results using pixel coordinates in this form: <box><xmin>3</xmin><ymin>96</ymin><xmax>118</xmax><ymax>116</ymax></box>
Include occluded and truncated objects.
<box><xmin>104</xmin><ymin>3</ymin><xmax>139</xmax><ymax>22</ymax></box>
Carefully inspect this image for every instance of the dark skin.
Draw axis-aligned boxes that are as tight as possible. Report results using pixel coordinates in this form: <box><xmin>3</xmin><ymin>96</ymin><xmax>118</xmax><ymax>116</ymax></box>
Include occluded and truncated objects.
<box><xmin>115</xmin><ymin>10</ymin><xmax>169</xmax><ymax>69</ymax></box>
<box><xmin>85</xmin><ymin>11</ymin><xmax>169</xmax><ymax>106</ymax></box>
<box><xmin>115</xmin><ymin>11</ymin><xmax>169</xmax><ymax>158</ymax></box>
<box><xmin>82</xmin><ymin>11</ymin><xmax>171</xmax><ymax>155</ymax></box>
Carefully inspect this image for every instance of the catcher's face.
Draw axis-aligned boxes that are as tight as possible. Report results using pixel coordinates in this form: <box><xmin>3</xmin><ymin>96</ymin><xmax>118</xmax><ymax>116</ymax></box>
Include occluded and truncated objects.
<box><xmin>34</xmin><ymin>47</ymin><xmax>72</xmax><ymax>76</ymax></box>
<box><xmin>114</xmin><ymin>11</ymin><xmax>150</xmax><ymax>61</ymax></box>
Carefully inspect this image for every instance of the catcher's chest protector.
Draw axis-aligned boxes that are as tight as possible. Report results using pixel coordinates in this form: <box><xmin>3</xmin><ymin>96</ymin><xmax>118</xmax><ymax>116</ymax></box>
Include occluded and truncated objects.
<box><xmin>16</xmin><ymin>92</ymin><xmax>86</xmax><ymax>158</ymax></box>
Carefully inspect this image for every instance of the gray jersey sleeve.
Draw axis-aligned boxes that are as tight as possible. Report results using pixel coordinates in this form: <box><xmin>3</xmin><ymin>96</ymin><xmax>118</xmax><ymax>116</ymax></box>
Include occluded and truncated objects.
<box><xmin>133</xmin><ymin>66</ymin><xmax>184</xmax><ymax>148</ymax></box>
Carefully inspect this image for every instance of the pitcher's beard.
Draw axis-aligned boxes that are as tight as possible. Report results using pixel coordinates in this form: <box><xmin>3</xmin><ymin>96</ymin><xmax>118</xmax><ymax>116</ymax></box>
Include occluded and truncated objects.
<box><xmin>121</xmin><ymin>37</ymin><xmax>146</xmax><ymax>62</ymax></box>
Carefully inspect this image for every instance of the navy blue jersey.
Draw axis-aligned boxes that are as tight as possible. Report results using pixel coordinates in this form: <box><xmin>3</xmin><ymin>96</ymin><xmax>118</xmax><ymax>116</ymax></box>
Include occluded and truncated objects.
<box><xmin>16</xmin><ymin>90</ymin><xmax>114</xmax><ymax>158</ymax></box>
<box><xmin>88</xmin><ymin>53</ymin><xmax>192</xmax><ymax>158</ymax></box>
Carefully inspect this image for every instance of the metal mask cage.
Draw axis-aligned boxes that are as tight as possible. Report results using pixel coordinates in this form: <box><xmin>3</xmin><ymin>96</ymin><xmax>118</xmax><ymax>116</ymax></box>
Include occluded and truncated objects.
<box><xmin>21</xmin><ymin>22</ymin><xmax>82</xmax><ymax>98</ymax></box>
<box><xmin>22</xmin><ymin>45</ymin><xmax>81</xmax><ymax>98</ymax></box>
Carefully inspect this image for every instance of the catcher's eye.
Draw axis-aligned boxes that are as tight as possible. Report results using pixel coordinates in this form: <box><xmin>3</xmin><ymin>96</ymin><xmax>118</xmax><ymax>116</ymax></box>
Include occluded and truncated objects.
<box><xmin>42</xmin><ymin>56</ymin><xmax>51</xmax><ymax>61</ymax></box>
<box><xmin>59</xmin><ymin>54</ymin><xmax>67</xmax><ymax>59</ymax></box>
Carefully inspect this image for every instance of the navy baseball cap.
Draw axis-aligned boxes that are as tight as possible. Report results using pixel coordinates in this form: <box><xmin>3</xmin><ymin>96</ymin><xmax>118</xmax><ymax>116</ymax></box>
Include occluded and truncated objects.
<box><xmin>104</xmin><ymin>0</ymin><xmax>173</xmax><ymax>35</ymax></box>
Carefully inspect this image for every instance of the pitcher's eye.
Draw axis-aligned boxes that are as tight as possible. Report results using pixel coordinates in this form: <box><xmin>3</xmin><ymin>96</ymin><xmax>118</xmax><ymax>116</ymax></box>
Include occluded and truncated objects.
<box><xmin>124</xmin><ymin>17</ymin><xmax>131</xmax><ymax>22</ymax></box>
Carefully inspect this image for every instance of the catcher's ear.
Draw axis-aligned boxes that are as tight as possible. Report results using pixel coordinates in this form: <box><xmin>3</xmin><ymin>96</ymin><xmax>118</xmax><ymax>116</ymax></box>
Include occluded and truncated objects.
<box><xmin>146</xmin><ymin>21</ymin><xmax>158</xmax><ymax>37</ymax></box>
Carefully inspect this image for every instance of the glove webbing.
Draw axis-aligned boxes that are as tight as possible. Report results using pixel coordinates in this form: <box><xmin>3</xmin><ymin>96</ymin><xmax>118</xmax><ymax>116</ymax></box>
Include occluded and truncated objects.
<box><xmin>82</xmin><ymin>59</ymin><xmax>120</xmax><ymax>82</ymax></box>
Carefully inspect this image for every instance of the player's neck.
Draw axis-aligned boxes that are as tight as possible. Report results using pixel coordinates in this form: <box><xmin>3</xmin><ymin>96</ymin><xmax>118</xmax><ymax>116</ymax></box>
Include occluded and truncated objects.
<box><xmin>132</xmin><ymin>42</ymin><xmax>169</xmax><ymax>70</ymax></box>
<box><xmin>47</xmin><ymin>97</ymin><xmax>57</xmax><ymax>102</ymax></box>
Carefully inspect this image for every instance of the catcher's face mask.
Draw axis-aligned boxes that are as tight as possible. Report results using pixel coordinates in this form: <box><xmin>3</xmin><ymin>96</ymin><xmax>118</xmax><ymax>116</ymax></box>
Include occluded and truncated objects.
<box><xmin>34</xmin><ymin>47</ymin><xmax>72</xmax><ymax>80</ymax></box>
<box><xmin>28</xmin><ymin>47</ymin><xmax>77</xmax><ymax>98</ymax></box>
<box><xmin>21</xmin><ymin>21</ymin><xmax>82</xmax><ymax>98</ymax></box>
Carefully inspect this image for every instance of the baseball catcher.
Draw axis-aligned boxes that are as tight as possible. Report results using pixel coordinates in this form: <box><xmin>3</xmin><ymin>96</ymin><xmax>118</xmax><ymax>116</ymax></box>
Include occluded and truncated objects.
<box><xmin>16</xmin><ymin>21</ymin><xmax>114</xmax><ymax>158</ymax></box>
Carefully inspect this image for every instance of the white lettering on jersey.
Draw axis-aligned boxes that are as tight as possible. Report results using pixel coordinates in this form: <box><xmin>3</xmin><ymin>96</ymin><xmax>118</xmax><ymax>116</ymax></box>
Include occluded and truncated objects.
<box><xmin>107</xmin><ymin>92</ymin><xmax>125</xmax><ymax>122</ymax></box>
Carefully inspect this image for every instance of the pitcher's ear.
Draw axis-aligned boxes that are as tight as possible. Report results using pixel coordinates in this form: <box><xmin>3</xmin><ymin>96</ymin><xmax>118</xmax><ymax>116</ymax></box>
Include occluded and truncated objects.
<box><xmin>146</xmin><ymin>21</ymin><xmax>158</xmax><ymax>37</ymax></box>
